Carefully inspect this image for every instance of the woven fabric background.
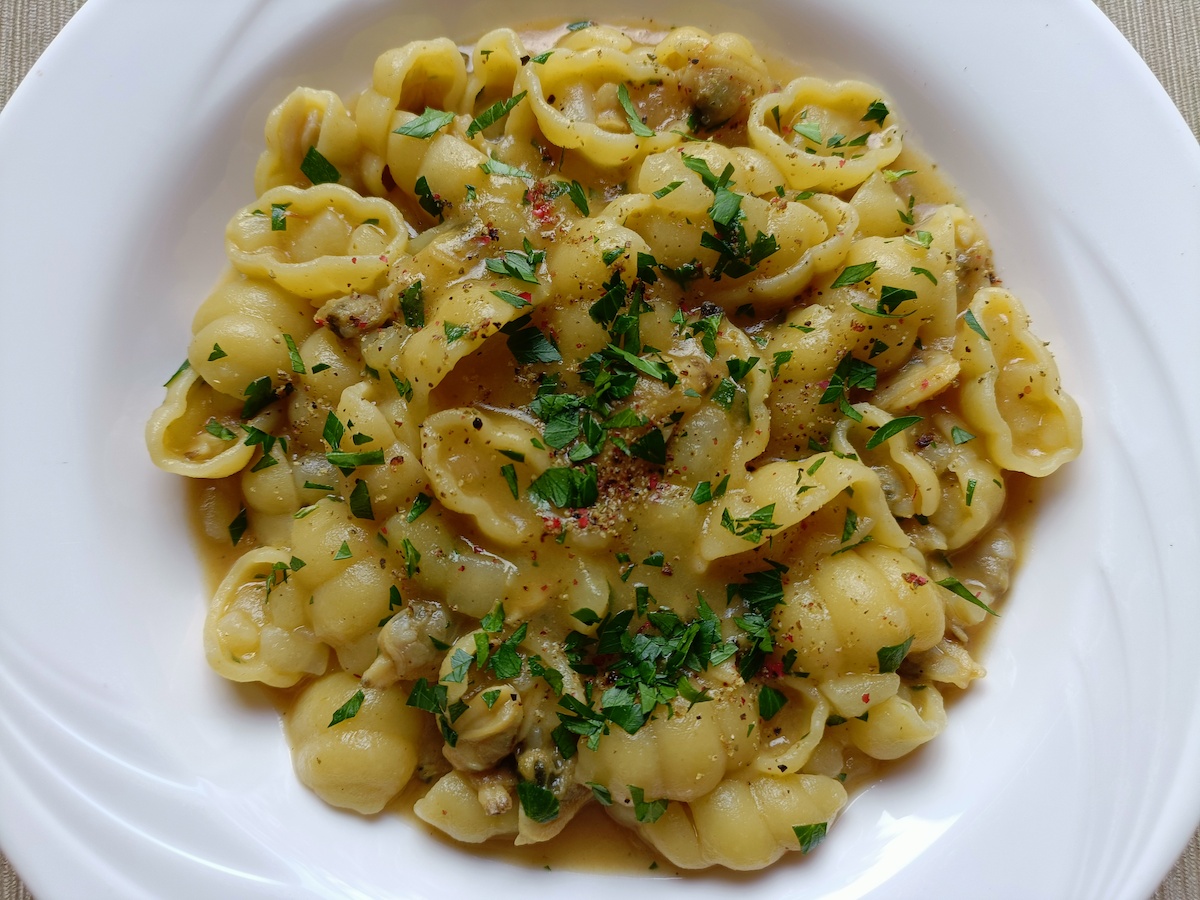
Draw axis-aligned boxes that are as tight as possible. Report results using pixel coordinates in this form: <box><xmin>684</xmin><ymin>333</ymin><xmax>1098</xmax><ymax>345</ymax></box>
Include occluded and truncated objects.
<box><xmin>1</xmin><ymin>1</ymin><xmax>1197</xmax><ymax>898</ymax></box>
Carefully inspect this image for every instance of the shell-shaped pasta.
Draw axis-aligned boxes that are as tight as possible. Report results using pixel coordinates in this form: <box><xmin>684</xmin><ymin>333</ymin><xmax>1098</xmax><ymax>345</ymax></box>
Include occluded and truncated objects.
<box><xmin>906</xmin><ymin>412</ymin><xmax>1007</xmax><ymax>553</ymax></box>
<box><xmin>188</xmin><ymin>316</ymin><xmax>299</xmax><ymax>401</ymax></box>
<box><xmin>872</xmin><ymin>347</ymin><xmax>960</xmax><ymax>414</ymax></box>
<box><xmin>294</xmin><ymin>328</ymin><xmax>361</xmax><ymax>406</ymax></box>
<box><xmin>925</xmin><ymin>525</ymin><xmax>1016</xmax><ymax>635</ymax></box>
<box><xmin>832</xmin><ymin>403</ymin><xmax>940</xmax><ymax>519</ymax></box>
<box><xmin>204</xmin><ymin>546</ymin><xmax>328</xmax><ymax>687</ymax></box>
<box><xmin>754</xmin><ymin>679</ymin><xmax>830</xmax><ymax>775</ymax></box>
<box><xmin>240</xmin><ymin>447</ymin><xmax>299</xmax><ymax>516</ymax></box>
<box><xmin>697</xmin><ymin>455</ymin><xmax>909</xmax><ymax>562</ymax></box>
<box><xmin>384</xmin><ymin>123</ymin><xmax>496</xmax><ymax>219</ymax></box>
<box><xmin>955</xmin><ymin>288</ymin><xmax>1082</xmax><ymax>476</ymax></box>
<box><xmin>464</xmin><ymin>29</ymin><xmax>530</xmax><ymax>129</ymax></box>
<box><xmin>420</xmin><ymin>408</ymin><xmax>554</xmax><ymax>547</ymax></box>
<box><xmin>653</xmin><ymin>28</ymin><xmax>773</xmax><ymax>133</ymax></box>
<box><xmin>818</xmin><ymin>231</ymin><xmax>954</xmax><ymax>366</ymax></box>
<box><xmin>846</xmin><ymin>683</ymin><xmax>946</xmax><ymax>760</ymax></box>
<box><xmin>414</xmin><ymin>770</ymin><xmax>519</xmax><ymax>841</ymax></box>
<box><xmin>226</xmin><ymin>184</ymin><xmax>408</xmax><ymax>300</ymax></box>
<box><xmin>633</xmin><ymin>773</ymin><xmax>847</xmax><ymax>870</ymax></box>
<box><xmin>255</xmin><ymin>87</ymin><xmax>362</xmax><ymax>195</ymax></box>
<box><xmin>190</xmin><ymin>275</ymin><xmax>316</xmax><ymax>337</ymax></box>
<box><xmin>355</xmin><ymin>39</ymin><xmax>468</xmax><ymax>156</ymax></box>
<box><xmin>759</xmin><ymin>304</ymin><xmax>845</xmax><ymax>457</ymax></box>
<box><xmin>285</xmin><ymin>671</ymin><xmax>423</xmax><ymax>814</ymax></box>
<box><xmin>749</xmin><ymin>78</ymin><xmax>903</xmax><ymax>192</ymax></box>
<box><xmin>615</xmin><ymin>147</ymin><xmax>858</xmax><ymax>308</ymax></box>
<box><xmin>397</xmin><ymin>281</ymin><xmax>532</xmax><ymax>403</ymax></box>
<box><xmin>146</xmin><ymin>368</ymin><xmax>256</xmax><ymax>477</ymax></box>
<box><xmin>774</xmin><ymin>542</ymin><xmax>945</xmax><ymax>678</ymax></box>
<box><xmin>575</xmin><ymin>687</ymin><xmax>759</xmax><ymax>803</ymax></box>
<box><xmin>906</xmin><ymin>638</ymin><xmax>986</xmax><ymax>689</ymax></box>
<box><xmin>663</xmin><ymin>320</ymin><xmax>771</xmax><ymax>493</ymax></box>
<box><xmin>849</xmin><ymin>171</ymin><xmax>907</xmax><ymax>238</ymax></box>
<box><xmin>514</xmin><ymin>45</ymin><xmax>684</xmax><ymax>167</ymax></box>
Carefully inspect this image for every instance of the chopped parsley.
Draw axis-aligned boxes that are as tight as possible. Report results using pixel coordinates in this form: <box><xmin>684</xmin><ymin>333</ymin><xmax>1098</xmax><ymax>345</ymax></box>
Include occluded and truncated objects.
<box><xmin>480</xmin><ymin>155</ymin><xmax>533</xmax><ymax>179</ymax></box>
<box><xmin>349</xmin><ymin>479</ymin><xmax>374</xmax><ymax>520</ymax></box>
<box><xmin>721</xmin><ymin>504</ymin><xmax>780</xmax><ymax>543</ymax></box>
<box><xmin>517</xmin><ymin>781</ymin><xmax>560</xmax><ymax>823</ymax></box>
<box><xmin>401</xmin><ymin>282</ymin><xmax>425</xmax><ymax>329</ymax></box>
<box><xmin>830</xmin><ymin>260</ymin><xmax>878</xmax><ymax>288</ymax></box>
<box><xmin>529</xmin><ymin>465</ymin><xmax>599</xmax><ymax>509</ymax></box>
<box><xmin>951</xmin><ymin>426</ymin><xmax>976</xmax><ymax>445</ymax></box>
<box><xmin>876</xmin><ymin>636</ymin><xmax>914</xmax><ymax>673</ymax></box>
<box><xmin>758</xmin><ymin>685</ymin><xmax>788</xmax><ymax>721</ymax></box>
<box><xmin>819</xmin><ymin>353</ymin><xmax>877</xmax><ymax>421</ymax></box>
<box><xmin>628</xmin><ymin>785</ymin><xmax>668</xmax><ymax>823</ymax></box>
<box><xmin>503</xmin><ymin>315</ymin><xmax>563</xmax><ymax>365</ymax></box>
<box><xmin>617</xmin><ymin>84</ymin><xmax>655</xmax><ymax>137</ymax></box>
<box><xmin>300</xmin><ymin>145</ymin><xmax>340</xmax><ymax>185</ymax></box>
<box><xmin>486</xmin><ymin>239</ymin><xmax>545</xmax><ymax>284</ymax></box>
<box><xmin>865</xmin><ymin>415</ymin><xmax>922</xmax><ymax>450</ymax></box>
<box><xmin>466</xmin><ymin>91</ymin><xmax>527</xmax><ymax>138</ymax></box>
<box><xmin>793</xmin><ymin>822</ymin><xmax>828</xmax><ymax>854</ymax></box>
<box><xmin>327</xmin><ymin>689</ymin><xmax>365</xmax><ymax>727</ymax></box>
<box><xmin>937</xmin><ymin>576</ymin><xmax>999</xmax><ymax>616</ymax></box>
<box><xmin>501</xmin><ymin>463</ymin><xmax>519</xmax><ymax>499</ymax></box>
<box><xmin>566</xmin><ymin>179</ymin><xmax>589</xmax><ymax>215</ymax></box>
<box><xmin>691</xmin><ymin>474</ymin><xmax>730</xmax><ymax>504</ymax></box>
<box><xmin>414</xmin><ymin>176</ymin><xmax>445</xmax><ymax>221</ymax></box>
<box><xmin>963</xmin><ymin>308</ymin><xmax>990</xmax><ymax>341</ymax></box>
<box><xmin>862</xmin><ymin>99</ymin><xmax>890</xmax><ymax>125</ymax></box>
<box><xmin>393</xmin><ymin>107</ymin><xmax>455</xmax><ymax>139</ymax></box>
<box><xmin>228</xmin><ymin>508</ymin><xmax>248</xmax><ymax>546</ymax></box>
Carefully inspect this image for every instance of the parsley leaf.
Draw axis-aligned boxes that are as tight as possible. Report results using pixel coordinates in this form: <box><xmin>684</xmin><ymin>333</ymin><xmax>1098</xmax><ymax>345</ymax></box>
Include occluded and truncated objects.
<box><xmin>616</xmin><ymin>84</ymin><xmax>654</xmax><ymax>137</ymax></box>
<box><xmin>486</xmin><ymin>240</ymin><xmax>545</xmax><ymax>284</ymax></box>
<box><xmin>628</xmin><ymin>785</ymin><xmax>668</xmax><ymax>823</ymax></box>
<box><xmin>517</xmin><ymin>781</ymin><xmax>560</xmax><ymax>823</ymax></box>
<box><xmin>566</xmin><ymin>179</ymin><xmax>589</xmax><ymax>215</ymax></box>
<box><xmin>480</xmin><ymin>155</ymin><xmax>534</xmax><ymax>179</ymax></box>
<box><xmin>300</xmin><ymin>145</ymin><xmax>340</xmax><ymax>185</ymax></box>
<box><xmin>963</xmin><ymin>308</ymin><xmax>990</xmax><ymax>341</ymax></box>
<box><xmin>401</xmin><ymin>282</ymin><xmax>425</xmax><ymax>328</ymax></box>
<box><xmin>529</xmin><ymin>465</ymin><xmax>599</xmax><ymax>509</ymax></box>
<box><xmin>327</xmin><ymin>689</ymin><xmax>365</xmax><ymax>726</ymax></box>
<box><xmin>862</xmin><ymin>99</ymin><xmax>890</xmax><ymax>125</ymax></box>
<box><xmin>503</xmin><ymin>316</ymin><xmax>563</xmax><ymax>365</ymax></box>
<box><xmin>466</xmin><ymin>91</ymin><xmax>527</xmax><ymax>138</ymax></box>
<box><xmin>228</xmin><ymin>508</ymin><xmax>248</xmax><ymax>546</ymax></box>
<box><xmin>937</xmin><ymin>576</ymin><xmax>999</xmax><ymax>616</ymax></box>
<box><xmin>793</xmin><ymin>822</ymin><xmax>828</xmax><ymax>854</ymax></box>
<box><xmin>721</xmin><ymin>504</ymin><xmax>780</xmax><ymax>543</ymax></box>
<box><xmin>415</xmin><ymin>175</ymin><xmax>445</xmax><ymax>221</ymax></box>
<box><xmin>758</xmin><ymin>685</ymin><xmax>788</xmax><ymax>721</ymax></box>
<box><xmin>349</xmin><ymin>479</ymin><xmax>374</xmax><ymax>520</ymax></box>
<box><xmin>830</xmin><ymin>260</ymin><xmax>878</xmax><ymax>288</ymax></box>
<box><xmin>865</xmin><ymin>415</ymin><xmax>922</xmax><ymax>450</ymax></box>
<box><xmin>877</xmin><ymin>636</ymin><xmax>914</xmax><ymax>673</ymax></box>
<box><xmin>500</xmin><ymin>464</ymin><xmax>520</xmax><ymax>499</ymax></box>
<box><xmin>283</xmin><ymin>333</ymin><xmax>306</xmax><ymax>373</ymax></box>
<box><xmin>393</xmin><ymin>107</ymin><xmax>455</xmax><ymax>139</ymax></box>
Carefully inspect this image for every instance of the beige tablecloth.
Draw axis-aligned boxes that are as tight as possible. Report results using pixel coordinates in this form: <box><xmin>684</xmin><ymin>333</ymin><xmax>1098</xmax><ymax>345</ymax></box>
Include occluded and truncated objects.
<box><xmin>1</xmin><ymin>1</ymin><xmax>1198</xmax><ymax>897</ymax></box>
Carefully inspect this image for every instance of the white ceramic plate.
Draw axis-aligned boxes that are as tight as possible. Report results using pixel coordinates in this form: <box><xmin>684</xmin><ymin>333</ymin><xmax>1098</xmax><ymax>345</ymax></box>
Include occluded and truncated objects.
<box><xmin>2</xmin><ymin>1</ymin><xmax>1198</xmax><ymax>897</ymax></box>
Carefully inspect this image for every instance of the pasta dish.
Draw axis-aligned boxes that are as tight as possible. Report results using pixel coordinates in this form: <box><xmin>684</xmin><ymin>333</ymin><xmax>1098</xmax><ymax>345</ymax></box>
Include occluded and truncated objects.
<box><xmin>146</xmin><ymin>21</ymin><xmax>1081</xmax><ymax>870</ymax></box>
